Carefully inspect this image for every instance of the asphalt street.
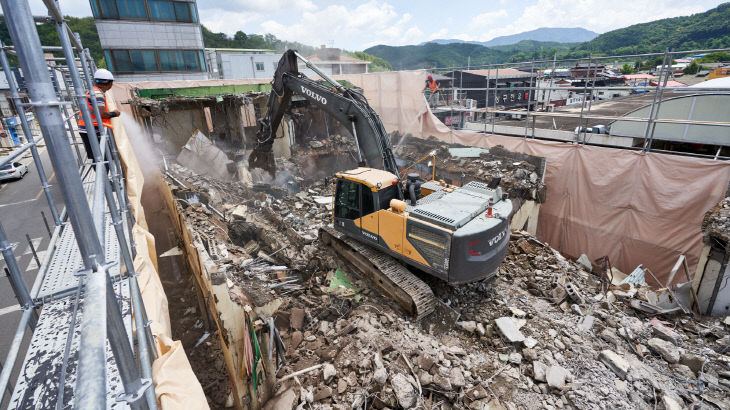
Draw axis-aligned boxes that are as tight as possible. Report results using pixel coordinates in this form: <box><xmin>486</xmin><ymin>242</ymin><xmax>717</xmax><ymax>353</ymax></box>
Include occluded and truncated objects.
<box><xmin>0</xmin><ymin>145</ymin><xmax>65</xmax><ymax>404</ymax></box>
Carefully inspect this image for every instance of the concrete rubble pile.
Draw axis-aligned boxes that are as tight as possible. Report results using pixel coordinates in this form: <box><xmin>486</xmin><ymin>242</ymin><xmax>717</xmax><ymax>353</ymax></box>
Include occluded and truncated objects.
<box><xmin>164</xmin><ymin>148</ymin><xmax>729</xmax><ymax>410</ymax></box>
<box><xmin>392</xmin><ymin>134</ymin><xmax>547</xmax><ymax>204</ymax></box>
<box><xmin>703</xmin><ymin>196</ymin><xmax>730</xmax><ymax>242</ymax></box>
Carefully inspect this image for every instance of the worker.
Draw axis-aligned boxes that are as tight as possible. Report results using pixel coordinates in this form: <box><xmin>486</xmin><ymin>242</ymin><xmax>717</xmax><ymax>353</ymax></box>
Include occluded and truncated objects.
<box><xmin>77</xmin><ymin>68</ymin><xmax>120</xmax><ymax>161</ymax></box>
<box><xmin>425</xmin><ymin>75</ymin><xmax>440</xmax><ymax>93</ymax></box>
<box><xmin>424</xmin><ymin>74</ymin><xmax>440</xmax><ymax>106</ymax></box>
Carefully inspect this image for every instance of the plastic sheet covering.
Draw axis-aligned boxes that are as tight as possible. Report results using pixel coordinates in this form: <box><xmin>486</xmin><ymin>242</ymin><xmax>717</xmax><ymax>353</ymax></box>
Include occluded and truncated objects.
<box><xmin>331</xmin><ymin>70</ymin><xmax>730</xmax><ymax>284</ymax></box>
<box><xmin>106</xmin><ymin>96</ymin><xmax>209</xmax><ymax>408</ymax></box>
<box><xmin>110</xmin><ymin>72</ymin><xmax>730</xmax><ymax>286</ymax></box>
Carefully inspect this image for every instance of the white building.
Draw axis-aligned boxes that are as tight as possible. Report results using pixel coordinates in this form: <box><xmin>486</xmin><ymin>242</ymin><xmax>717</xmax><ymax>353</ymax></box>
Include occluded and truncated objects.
<box><xmin>89</xmin><ymin>0</ymin><xmax>208</xmax><ymax>82</ymax></box>
<box><xmin>300</xmin><ymin>47</ymin><xmax>370</xmax><ymax>77</ymax></box>
<box><xmin>205</xmin><ymin>49</ymin><xmax>281</xmax><ymax>79</ymax></box>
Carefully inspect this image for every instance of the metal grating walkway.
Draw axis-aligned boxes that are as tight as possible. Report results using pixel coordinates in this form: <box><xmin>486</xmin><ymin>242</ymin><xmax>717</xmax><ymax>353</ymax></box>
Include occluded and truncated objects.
<box><xmin>8</xmin><ymin>169</ymin><xmax>132</xmax><ymax>410</ymax></box>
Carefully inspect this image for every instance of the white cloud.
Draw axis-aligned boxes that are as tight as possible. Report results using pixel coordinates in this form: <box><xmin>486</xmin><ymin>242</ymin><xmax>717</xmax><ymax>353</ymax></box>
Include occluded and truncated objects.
<box><xmin>197</xmin><ymin>0</ymin><xmax>316</xmax><ymax>13</ymax></box>
<box><xmin>468</xmin><ymin>9</ymin><xmax>509</xmax><ymax>30</ymax></box>
<box><xmin>468</xmin><ymin>0</ymin><xmax>710</xmax><ymax>42</ymax></box>
<box><xmin>259</xmin><ymin>1</ymin><xmax>423</xmax><ymax>49</ymax></box>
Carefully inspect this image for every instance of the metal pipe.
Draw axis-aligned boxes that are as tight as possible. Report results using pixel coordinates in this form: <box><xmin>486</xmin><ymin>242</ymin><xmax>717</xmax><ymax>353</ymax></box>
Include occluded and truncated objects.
<box><xmin>293</xmin><ymin>51</ymin><xmax>346</xmax><ymax>93</ymax></box>
<box><xmin>523</xmin><ymin>60</ymin><xmax>536</xmax><ymax>138</ymax></box>
<box><xmin>0</xmin><ymin>223</ymin><xmax>34</xmax><ymax>311</ymax></box>
<box><xmin>55</xmin><ymin>19</ymin><xmax>103</xmax><ymax>175</ymax></box>
<box><xmin>441</xmin><ymin>86</ymin><xmax>730</xmax><ymax>92</ymax></box>
<box><xmin>103</xmin><ymin>178</ymin><xmax>157</xmax><ymax>408</ymax></box>
<box><xmin>0</xmin><ymin>309</ymin><xmax>35</xmax><ymax>403</ymax></box>
<box><xmin>76</xmin><ymin>263</ymin><xmax>108</xmax><ymax>409</ymax></box>
<box><xmin>0</xmin><ymin>42</ymin><xmax>61</xmax><ymax>224</ymax></box>
<box><xmin>486</xmin><ymin>128</ymin><xmax>730</xmax><ymax>160</ymax></box>
<box><xmin>642</xmin><ymin>49</ymin><xmax>669</xmax><ymax>152</ymax></box>
<box><xmin>480</xmin><ymin>109</ymin><xmax>730</xmax><ymax>128</ymax></box>
<box><xmin>0</xmin><ymin>135</ymin><xmax>43</xmax><ymax>168</ymax></box>
<box><xmin>576</xmin><ymin>55</ymin><xmax>592</xmax><ymax>143</ymax></box>
<box><xmin>40</xmin><ymin>0</ymin><xmax>84</xmax><ymax>52</ymax></box>
<box><xmin>4</xmin><ymin>45</ymin><xmax>64</xmax><ymax>51</ymax></box>
<box><xmin>424</xmin><ymin>47</ymin><xmax>730</xmax><ymax>71</ymax></box>
<box><xmin>105</xmin><ymin>272</ymin><xmax>149</xmax><ymax>410</ymax></box>
<box><xmin>30</xmin><ymin>207</ymin><xmax>66</xmax><ymax>300</ymax></box>
<box><xmin>645</xmin><ymin>49</ymin><xmax>673</xmax><ymax>151</ymax></box>
<box><xmin>0</xmin><ymin>2</ymin><xmax>108</xmax><ymax>409</ymax></box>
<box><xmin>50</xmin><ymin>65</ymin><xmax>84</xmax><ymax>166</ymax></box>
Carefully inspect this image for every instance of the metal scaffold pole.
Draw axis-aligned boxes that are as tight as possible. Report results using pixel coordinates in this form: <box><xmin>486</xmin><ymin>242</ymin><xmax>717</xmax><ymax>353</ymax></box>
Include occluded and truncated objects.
<box><xmin>0</xmin><ymin>41</ymin><xmax>61</xmax><ymax>225</ymax></box>
<box><xmin>0</xmin><ymin>0</ymin><xmax>108</xmax><ymax>407</ymax></box>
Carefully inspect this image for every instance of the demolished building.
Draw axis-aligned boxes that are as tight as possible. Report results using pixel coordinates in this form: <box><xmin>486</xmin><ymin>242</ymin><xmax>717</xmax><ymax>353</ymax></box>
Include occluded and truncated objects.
<box><xmin>106</xmin><ymin>63</ymin><xmax>729</xmax><ymax>410</ymax></box>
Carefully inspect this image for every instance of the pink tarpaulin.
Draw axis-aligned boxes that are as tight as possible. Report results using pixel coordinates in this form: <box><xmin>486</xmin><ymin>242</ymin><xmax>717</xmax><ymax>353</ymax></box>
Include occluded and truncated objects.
<box><xmin>113</xmin><ymin>71</ymin><xmax>730</xmax><ymax>284</ymax></box>
<box><xmin>334</xmin><ymin>70</ymin><xmax>730</xmax><ymax>284</ymax></box>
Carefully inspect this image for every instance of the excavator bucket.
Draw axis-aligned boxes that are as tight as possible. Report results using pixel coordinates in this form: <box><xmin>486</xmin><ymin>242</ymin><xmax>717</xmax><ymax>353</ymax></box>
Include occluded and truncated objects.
<box><xmin>248</xmin><ymin>145</ymin><xmax>276</xmax><ymax>176</ymax></box>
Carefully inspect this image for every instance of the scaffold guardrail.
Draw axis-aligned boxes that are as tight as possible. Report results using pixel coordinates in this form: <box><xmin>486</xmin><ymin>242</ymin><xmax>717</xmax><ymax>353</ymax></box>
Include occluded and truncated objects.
<box><xmin>0</xmin><ymin>0</ymin><xmax>157</xmax><ymax>408</ymax></box>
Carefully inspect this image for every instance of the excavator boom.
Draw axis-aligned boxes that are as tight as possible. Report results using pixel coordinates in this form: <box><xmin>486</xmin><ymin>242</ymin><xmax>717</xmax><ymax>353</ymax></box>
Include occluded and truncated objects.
<box><xmin>248</xmin><ymin>50</ymin><xmax>398</xmax><ymax>176</ymax></box>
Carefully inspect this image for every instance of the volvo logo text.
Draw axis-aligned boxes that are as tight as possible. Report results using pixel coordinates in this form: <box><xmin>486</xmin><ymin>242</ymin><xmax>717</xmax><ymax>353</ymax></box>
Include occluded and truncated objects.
<box><xmin>300</xmin><ymin>86</ymin><xmax>327</xmax><ymax>105</ymax></box>
<box><xmin>488</xmin><ymin>229</ymin><xmax>507</xmax><ymax>247</ymax></box>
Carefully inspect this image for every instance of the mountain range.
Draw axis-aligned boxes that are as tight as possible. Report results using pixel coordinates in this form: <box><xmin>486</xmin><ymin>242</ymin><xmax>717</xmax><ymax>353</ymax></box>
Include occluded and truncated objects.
<box><xmin>424</xmin><ymin>27</ymin><xmax>599</xmax><ymax>47</ymax></box>
<box><xmin>367</xmin><ymin>3</ymin><xmax>730</xmax><ymax>70</ymax></box>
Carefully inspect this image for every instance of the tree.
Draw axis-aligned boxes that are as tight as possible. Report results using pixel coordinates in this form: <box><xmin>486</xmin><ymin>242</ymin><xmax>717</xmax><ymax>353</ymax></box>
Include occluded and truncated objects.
<box><xmin>233</xmin><ymin>31</ymin><xmax>247</xmax><ymax>44</ymax></box>
<box><xmin>683</xmin><ymin>60</ymin><xmax>700</xmax><ymax>74</ymax></box>
<box><xmin>620</xmin><ymin>64</ymin><xmax>634</xmax><ymax>74</ymax></box>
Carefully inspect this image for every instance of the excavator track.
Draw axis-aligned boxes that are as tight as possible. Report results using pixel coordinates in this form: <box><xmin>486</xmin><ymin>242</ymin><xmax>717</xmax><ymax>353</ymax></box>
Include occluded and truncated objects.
<box><xmin>319</xmin><ymin>226</ymin><xmax>436</xmax><ymax>319</ymax></box>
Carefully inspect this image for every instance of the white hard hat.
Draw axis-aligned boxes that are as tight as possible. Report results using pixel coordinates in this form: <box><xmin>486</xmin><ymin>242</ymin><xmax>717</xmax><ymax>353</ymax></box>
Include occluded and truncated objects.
<box><xmin>94</xmin><ymin>68</ymin><xmax>114</xmax><ymax>82</ymax></box>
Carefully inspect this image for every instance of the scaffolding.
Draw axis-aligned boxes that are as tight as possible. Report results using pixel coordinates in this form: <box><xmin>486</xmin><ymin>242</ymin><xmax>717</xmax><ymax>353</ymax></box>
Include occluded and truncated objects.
<box><xmin>0</xmin><ymin>0</ymin><xmax>157</xmax><ymax>409</ymax></box>
<box><xmin>426</xmin><ymin>47</ymin><xmax>730</xmax><ymax>160</ymax></box>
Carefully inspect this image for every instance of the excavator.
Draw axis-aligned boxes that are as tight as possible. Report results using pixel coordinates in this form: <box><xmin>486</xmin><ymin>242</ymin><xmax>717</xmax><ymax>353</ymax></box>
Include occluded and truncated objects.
<box><xmin>249</xmin><ymin>50</ymin><xmax>513</xmax><ymax>318</ymax></box>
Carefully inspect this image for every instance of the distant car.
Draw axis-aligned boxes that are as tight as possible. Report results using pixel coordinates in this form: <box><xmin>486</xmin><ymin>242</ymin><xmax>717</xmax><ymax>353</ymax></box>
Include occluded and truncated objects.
<box><xmin>0</xmin><ymin>161</ymin><xmax>29</xmax><ymax>181</ymax></box>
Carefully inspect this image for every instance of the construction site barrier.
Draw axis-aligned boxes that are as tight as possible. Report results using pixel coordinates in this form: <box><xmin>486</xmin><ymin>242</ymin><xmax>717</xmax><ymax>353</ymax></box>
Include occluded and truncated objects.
<box><xmin>107</xmin><ymin>95</ymin><xmax>210</xmax><ymax>408</ymax></box>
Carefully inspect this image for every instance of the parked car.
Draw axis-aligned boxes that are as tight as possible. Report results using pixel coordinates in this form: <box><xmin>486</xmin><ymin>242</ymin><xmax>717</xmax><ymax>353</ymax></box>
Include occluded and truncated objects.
<box><xmin>0</xmin><ymin>161</ymin><xmax>29</xmax><ymax>181</ymax></box>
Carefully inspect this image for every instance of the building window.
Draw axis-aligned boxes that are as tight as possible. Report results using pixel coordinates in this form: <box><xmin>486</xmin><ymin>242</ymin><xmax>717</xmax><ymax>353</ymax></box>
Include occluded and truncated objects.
<box><xmin>255</xmin><ymin>62</ymin><xmax>264</xmax><ymax>71</ymax></box>
<box><xmin>107</xmin><ymin>48</ymin><xmax>205</xmax><ymax>73</ymax></box>
<box><xmin>92</xmin><ymin>0</ymin><xmax>198</xmax><ymax>23</ymax></box>
<box><xmin>159</xmin><ymin>50</ymin><xmax>186</xmax><ymax>71</ymax></box>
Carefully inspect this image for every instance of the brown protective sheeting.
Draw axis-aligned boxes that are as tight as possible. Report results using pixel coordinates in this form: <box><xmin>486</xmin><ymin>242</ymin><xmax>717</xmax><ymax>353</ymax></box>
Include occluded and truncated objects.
<box><xmin>333</xmin><ymin>70</ymin><xmax>730</xmax><ymax>285</ymax></box>
<box><xmin>106</xmin><ymin>97</ymin><xmax>209</xmax><ymax>408</ymax></box>
<box><xmin>110</xmin><ymin>72</ymin><xmax>730</xmax><ymax>285</ymax></box>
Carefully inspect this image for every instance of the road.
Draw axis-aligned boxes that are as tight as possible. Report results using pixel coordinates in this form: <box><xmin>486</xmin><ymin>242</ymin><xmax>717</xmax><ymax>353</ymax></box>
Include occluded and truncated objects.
<box><xmin>0</xmin><ymin>146</ymin><xmax>65</xmax><ymax>404</ymax></box>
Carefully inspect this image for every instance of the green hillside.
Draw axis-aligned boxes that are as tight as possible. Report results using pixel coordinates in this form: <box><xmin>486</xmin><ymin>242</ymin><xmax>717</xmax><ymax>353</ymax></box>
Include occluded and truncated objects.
<box><xmin>365</xmin><ymin>40</ymin><xmax>576</xmax><ymax>70</ymax></box>
<box><xmin>365</xmin><ymin>3</ymin><xmax>730</xmax><ymax>69</ymax></box>
<box><xmin>0</xmin><ymin>16</ymin><xmax>105</xmax><ymax>67</ymax></box>
<box><xmin>567</xmin><ymin>2</ymin><xmax>730</xmax><ymax>57</ymax></box>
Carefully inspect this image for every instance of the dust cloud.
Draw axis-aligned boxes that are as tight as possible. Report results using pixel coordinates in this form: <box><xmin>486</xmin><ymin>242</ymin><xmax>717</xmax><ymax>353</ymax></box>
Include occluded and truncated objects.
<box><xmin>120</xmin><ymin>113</ymin><xmax>161</xmax><ymax>177</ymax></box>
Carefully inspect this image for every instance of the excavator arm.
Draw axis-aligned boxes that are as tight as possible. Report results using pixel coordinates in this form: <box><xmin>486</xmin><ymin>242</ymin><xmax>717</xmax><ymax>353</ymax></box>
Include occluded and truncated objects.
<box><xmin>248</xmin><ymin>50</ymin><xmax>399</xmax><ymax>176</ymax></box>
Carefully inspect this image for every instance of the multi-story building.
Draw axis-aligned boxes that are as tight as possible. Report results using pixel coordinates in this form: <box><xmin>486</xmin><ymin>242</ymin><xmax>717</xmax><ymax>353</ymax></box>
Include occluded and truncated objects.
<box><xmin>89</xmin><ymin>0</ymin><xmax>208</xmax><ymax>81</ymax></box>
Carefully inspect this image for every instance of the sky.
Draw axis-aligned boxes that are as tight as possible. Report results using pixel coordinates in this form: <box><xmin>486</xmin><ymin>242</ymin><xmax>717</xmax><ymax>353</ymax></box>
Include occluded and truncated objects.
<box><xmin>29</xmin><ymin>0</ymin><xmax>727</xmax><ymax>50</ymax></box>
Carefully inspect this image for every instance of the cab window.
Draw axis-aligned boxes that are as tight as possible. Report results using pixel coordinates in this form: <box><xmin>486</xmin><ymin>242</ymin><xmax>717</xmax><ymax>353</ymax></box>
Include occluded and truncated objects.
<box><xmin>335</xmin><ymin>179</ymin><xmax>360</xmax><ymax>220</ymax></box>
<box><xmin>362</xmin><ymin>187</ymin><xmax>375</xmax><ymax>215</ymax></box>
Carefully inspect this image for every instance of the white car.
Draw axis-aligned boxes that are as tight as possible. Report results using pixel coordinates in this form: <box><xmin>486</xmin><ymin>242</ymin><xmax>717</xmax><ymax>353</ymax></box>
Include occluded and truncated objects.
<box><xmin>0</xmin><ymin>161</ymin><xmax>29</xmax><ymax>181</ymax></box>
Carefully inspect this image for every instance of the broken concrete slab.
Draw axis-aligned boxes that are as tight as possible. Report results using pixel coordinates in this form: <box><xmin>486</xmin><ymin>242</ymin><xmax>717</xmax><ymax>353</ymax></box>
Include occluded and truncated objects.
<box><xmin>647</xmin><ymin>338</ymin><xmax>679</xmax><ymax>364</ymax></box>
<box><xmin>391</xmin><ymin>373</ymin><xmax>418</xmax><ymax>409</ymax></box>
<box><xmin>533</xmin><ymin>361</ymin><xmax>547</xmax><ymax>382</ymax></box>
<box><xmin>495</xmin><ymin>317</ymin><xmax>525</xmax><ymax>343</ymax></box>
<box><xmin>546</xmin><ymin>365</ymin><xmax>569</xmax><ymax>389</ymax></box>
<box><xmin>599</xmin><ymin>350</ymin><xmax>631</xmax><ymax>380</ymax></box>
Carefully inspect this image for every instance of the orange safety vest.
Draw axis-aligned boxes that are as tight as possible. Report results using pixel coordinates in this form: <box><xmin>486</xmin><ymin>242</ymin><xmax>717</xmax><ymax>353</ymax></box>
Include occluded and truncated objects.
<box><xmin>77</xmin><ymin>85</ymin><xmax>114</xmax><ymax>130</ymax></box>
<box><xmin>428</xmin><ymin>79</ymin><xmax>439</xmax><ymax>92</ymax></box>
